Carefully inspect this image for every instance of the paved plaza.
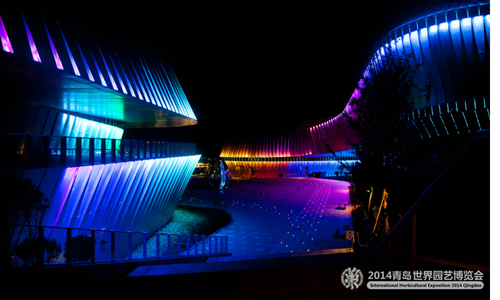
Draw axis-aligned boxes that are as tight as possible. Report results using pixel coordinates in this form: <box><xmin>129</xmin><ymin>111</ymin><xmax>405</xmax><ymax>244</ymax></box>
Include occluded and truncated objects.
<box><xmin>182</xmin><ymin>177</ymin><xmax>354</xmax><ymax>257</ymax></box>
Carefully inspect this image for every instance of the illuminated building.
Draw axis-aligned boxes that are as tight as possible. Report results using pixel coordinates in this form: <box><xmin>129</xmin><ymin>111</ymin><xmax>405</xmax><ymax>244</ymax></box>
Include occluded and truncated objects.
<box><xmin>220</xmin><ymin>1</ymin><xmax>490</xmax><ymax>178</ymax></box>
<box><xmin>1</xmin><ymin>5</ymin><xmax>199</xmax><ymax>260</ymax></box>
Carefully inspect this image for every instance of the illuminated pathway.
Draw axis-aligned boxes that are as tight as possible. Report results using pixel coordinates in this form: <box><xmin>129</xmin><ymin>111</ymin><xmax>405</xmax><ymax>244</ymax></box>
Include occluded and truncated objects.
<box><xmin>182</xmin><ymin>178</ymin><xmax>353</xmax><ymax>256</ymax></box>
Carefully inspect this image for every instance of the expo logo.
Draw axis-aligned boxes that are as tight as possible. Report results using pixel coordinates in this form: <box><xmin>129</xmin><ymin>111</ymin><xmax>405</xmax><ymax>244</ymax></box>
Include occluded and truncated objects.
<box><xmin>341</xmin><ymin>267</ymin><xmax>364</xmax><ymax>290</ymax></box>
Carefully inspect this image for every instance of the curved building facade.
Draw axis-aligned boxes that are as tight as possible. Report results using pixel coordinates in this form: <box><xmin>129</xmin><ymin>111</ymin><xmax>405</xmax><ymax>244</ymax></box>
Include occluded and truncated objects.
<box><xmin>220</xmin><ymin>1</ymin><xmax>490</xmax><ymax>179</ymax></box>
<box><xmin>1</xmin><ymin>5</ymin><xmax>200</xmax><ymax>261</ymax></box>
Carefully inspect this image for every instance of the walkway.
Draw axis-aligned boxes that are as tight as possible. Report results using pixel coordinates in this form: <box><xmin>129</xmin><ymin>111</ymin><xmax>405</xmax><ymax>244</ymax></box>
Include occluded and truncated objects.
<box><xmin>181</xmin><ymin>177</ymin><xmax>353</xmax><ymax>257</ymax></box>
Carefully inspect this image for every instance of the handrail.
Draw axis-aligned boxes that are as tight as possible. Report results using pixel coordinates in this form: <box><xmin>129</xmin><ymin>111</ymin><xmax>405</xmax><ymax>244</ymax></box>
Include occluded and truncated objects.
<box><xmin>8</xmin><ymin>223</ymin><xmax>229</xmax><ymax>267</ymax></box>
<box><xmin>1</xmin><ymin>132</ymin><xmax>198</xmax><ymax>169</ymax></box>
<box><xmin>354</xmin><ymin>222</ymin><xmax>376</xmax><ymax>259</ymax></box>
<box><xmin>373</xmin><ymin>135</ymin><xmax>488</xmax><ymax>252</ymax></box>
<box><xmin>352</xmin><ymin>135</ymin><xmax>490</xmax><ymax>274</ymax></box>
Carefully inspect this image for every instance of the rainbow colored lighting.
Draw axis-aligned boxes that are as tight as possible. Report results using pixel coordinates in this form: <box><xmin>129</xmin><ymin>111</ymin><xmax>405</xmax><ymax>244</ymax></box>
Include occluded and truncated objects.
<box><xmin>221</xmin><ymin>6</ymin><xmax>490</xmax><ymax>178</ymax></box>
<box><xmin>0</xmin><ymin>11</ymin><xmax>197</xmax><ymax>121</ymax></box>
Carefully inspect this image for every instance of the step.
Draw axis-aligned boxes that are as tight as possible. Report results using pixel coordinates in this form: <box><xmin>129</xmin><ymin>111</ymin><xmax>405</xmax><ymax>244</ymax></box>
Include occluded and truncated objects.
<box><xmin>127</xmin><ymin>249</ymin><xmax>354</xmax><ymax>277</ymax></box>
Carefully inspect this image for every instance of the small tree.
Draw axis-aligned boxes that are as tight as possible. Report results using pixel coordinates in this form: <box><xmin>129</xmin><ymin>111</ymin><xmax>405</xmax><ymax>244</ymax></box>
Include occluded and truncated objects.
<box><xmin>13</xmin><ymin>236</ymin><xmax>61</xmax><ymax>266</ymax></box>
<box><xmin>209</xmin><ymin>189</ymin><xmax>228</xmax><ymax>219</ymax></box>
<box><xmin>249</xmin><ymin>167</ymin><xmax>255</xmax><ymax>179</ymax></box>
<box><xmin>64</xmin><ymin>234</ymin><xmax>96</xmax><ymax>262</ymax></box>
<box><xmin>1</xmin><ymin>176</ymin><xmax>55</xmax><ymax>266</ymax></box>
<box><xmin>343</xmin><ymin>46</ymin><xmax>434</xmax><ymax>237</ymax></box>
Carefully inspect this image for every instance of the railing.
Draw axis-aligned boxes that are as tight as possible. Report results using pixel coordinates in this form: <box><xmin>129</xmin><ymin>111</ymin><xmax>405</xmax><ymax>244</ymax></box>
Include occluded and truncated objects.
<box><xmin>353</xmin><ymin>136</ymin><xmax>490</xmax><ymax>273</ymax></box>
<box><xmin>1</xmin><ymin>133</ymin><xmax>197</xmax><ymax>169</ymax></box>
<box><xmin>8</xmin><ymin>224</ymin><xmax>229</xmax><ymax>267</ymax></box>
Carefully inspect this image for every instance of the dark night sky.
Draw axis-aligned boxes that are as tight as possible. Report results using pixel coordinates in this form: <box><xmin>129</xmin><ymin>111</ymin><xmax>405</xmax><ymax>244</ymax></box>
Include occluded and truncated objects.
<box><xmin>15</xmin><ymin>1</ymin><xmax>461</xmax><ymax>156</ymax></box>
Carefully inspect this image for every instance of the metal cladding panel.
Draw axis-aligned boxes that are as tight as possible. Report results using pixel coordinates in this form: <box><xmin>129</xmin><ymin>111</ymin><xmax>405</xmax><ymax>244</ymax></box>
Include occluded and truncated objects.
<box><xmin>225</xmin><ymin>160</ymin><xmax>358</xmax><ymax>179</ymax></box>
<box><xmin>0</xmin><ymin>7</ymin><xmax>197</xmax><ymax>127</ymax></box>
<box><xmin>220</xmin><ymin>5</ymin><xmax>489</xmax><ymax>179</ymax></box>
<box><xmin>371</xmin><ymin>14</ymin><xmax>490</xmax><ymax>108</ymax></box>
<box><xmin>29</xmin><ymin>155</ymin><xmax>200</xmax><ymax>260</ymax></box>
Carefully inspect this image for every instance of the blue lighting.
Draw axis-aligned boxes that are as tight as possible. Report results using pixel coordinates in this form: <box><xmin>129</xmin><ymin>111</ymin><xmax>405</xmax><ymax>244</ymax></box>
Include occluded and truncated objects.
<box><xmin>462</xmin><ymin>112</ymin><xmax>470</xmax><ymax>133</ymax></box>
<box><xmin>439</xmin><ymin>22</ymin><xmax>449</xmax><ymax>32</ymax></box>
<box><xmin>97</xmin><ymin>44</ymin><xmax>118</xmax><ymax>91</ymax></box>
<box><xmin>410</xmin><ymin>31</ymin><xmax>422</xmax><ymax>63</ymax></box>
<box><xmin>109</xmin><ymin>53</ymin><xmax>127</xmax><ymax>94</ymax></box>
<box><xmin>473</xmin><ymin>15</ymin><xmax>483</xmax><ymax>26</ymax></box>
<box><xmin>44</xmin><ymin>155</ymin><xmax>200</xmax><ymax>260</ymax></box>
<box><xmin>130</xmin><ymin>57</ymin><xmax>149</xmax><ymax>102</ymax></box>
<box><xmin>439</xmin><ymin>115</ymin><xmax>449</xmax><ymax>135</ymax></box>
<box><xmin>474</xmin><ymin>110</ymin><xmax>481</xmax><ymax>130</ymax></box>
<box><xmin>117</xmin><ymin>56</ymin><xmax>136</xmax><ymax>98</ymax></box>
<box><xmin>462</xmin><ymin>18</ymin><xmax>471</xmax><ymax>27</ymax></box>
<box><xmin>89</xmin><ymin>44</ymin><xmax>107</xmax><ymax>87</ymax></box>
<box><xmin>429</xmin><ymin>117</ymin><xmax>439</xmax><ymax>137</ymax></box>
<box><xmin>43</xmin><ymin>18</ymin><xmax>64</xmax><ymax>70</ymax></box>
<box><xmin>450</xmin><ymin>114</ymin><xmax>460</xmax><ymax>135</ymax></box>
<box><xmin>76</xmin><ymin>40</ymin><xmax>94</xmax><ymax>82</ymax></box>
<box><xmin>59</xmin><ymin>24</ymin><xmax>80</xmax><ymax>76</ymax></box>
<box><xmin>485</xmin><ymin>15</ymin><xmax>490</xmax><ymax>44</ymax></box>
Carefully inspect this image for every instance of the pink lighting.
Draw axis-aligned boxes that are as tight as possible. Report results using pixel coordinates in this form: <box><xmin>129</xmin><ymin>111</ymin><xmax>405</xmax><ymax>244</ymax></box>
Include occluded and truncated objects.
<box><xmin>0</xmin><ymin>14</ymin><xmax>13</xmax><ymax>53</ymax></box>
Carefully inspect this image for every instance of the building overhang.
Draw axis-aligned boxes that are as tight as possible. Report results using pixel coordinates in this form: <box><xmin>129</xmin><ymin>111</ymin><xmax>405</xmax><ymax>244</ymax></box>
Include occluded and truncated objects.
<box><xmin>1</xmin><ymin>52</ymin><xmax>198</xmax><ymax>128</ymax></box>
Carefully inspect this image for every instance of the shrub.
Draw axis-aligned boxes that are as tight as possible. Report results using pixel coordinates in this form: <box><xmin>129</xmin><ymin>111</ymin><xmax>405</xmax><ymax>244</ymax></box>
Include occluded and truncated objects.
<box><xmin>64</xmin><ymin>234</ymin><xmax>96</xmax><ymax>262</ymax></box>
<box><xmin>14</xmin><ymin>236</ymin><xmax>61</xmax><ymax>266</ymax></box>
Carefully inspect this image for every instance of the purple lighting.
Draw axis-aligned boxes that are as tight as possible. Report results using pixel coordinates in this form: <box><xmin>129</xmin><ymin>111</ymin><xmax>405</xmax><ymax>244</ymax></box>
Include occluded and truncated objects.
<box><xmin>21</xmin><ymin>12</ymin><xmax>41</xmax><ymax>62</ymax></box>
<box><xmin>0</xmin><ymin>14</ymin><xmax>13</xmax><ymax>53</ymax></box>
<box><xmin>73</xmin><ymin>40</ymin><xmax>94</xmax><ymax>81</ymax></box>
<box><xmin>43</xmin><ymin>19</ymin><xmax>64</xmax><ymax>70</ymax></box>
<box><xmin>59</xmin><ymin>24</ymin><xmax>80</xmax><ymax>76</ymax></box>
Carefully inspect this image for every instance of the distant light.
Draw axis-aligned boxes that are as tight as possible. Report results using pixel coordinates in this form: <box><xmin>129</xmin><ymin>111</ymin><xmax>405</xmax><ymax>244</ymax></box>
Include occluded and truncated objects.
<box><xmin>451</xmin><ymin>20</ymin><xmax>460</xmax><ymax>29</ymax></box>
<box><xmin>429</xmin><ymin>25</ymin><xmax>438</xmax><ymax>34</ymax></box>
<box><xmin>462</xmin><ymin>17</ymin><xmax>471</xmax><ymax>28</ymax></box>
<box><xmin>439</xmin><ymin>22</ymin><xmax>449</xmax><ymax>31</ymax></box>
<box><xmin>473</xmin><ymin>16</ymin><xmax>483</xmax><ymax>26</ymax></box>
<box><xmin>420</xmin><ymin>27</ymin><xmax>428</xmax><ymax>38</ymax></box>
<box><xmin>43</xmin><ymin>19</ymin><xmax>64</xmax><ymax>70</ymax></box>
<box><xmin>22</xmin><ymin>12</ymin><xmax>41</xmax><ymax>62</ymax></box>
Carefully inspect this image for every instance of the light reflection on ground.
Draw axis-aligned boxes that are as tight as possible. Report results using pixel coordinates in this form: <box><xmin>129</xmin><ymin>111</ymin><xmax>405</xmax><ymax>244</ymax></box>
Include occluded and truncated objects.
<box><xmin>182</xmin><ymin>177</ymin><xmax>354</xmax><ymax>256</ymax></box>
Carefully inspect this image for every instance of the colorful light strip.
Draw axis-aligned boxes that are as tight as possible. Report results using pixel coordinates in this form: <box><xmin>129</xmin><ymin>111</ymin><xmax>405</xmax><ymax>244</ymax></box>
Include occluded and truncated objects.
<box><xmin>59</xmin><ymin>24</ymin><xmax>80</xmax><ymax>76</ymax></box>
<box><xmin>109</xmin><ymin>52</ymin><xmax>127</xmax><ymax>94</ymax></box>
<box><xmin>89</xmin><ymin>43</ymin><xmax>107</xmax><ymax>87</ymax></box>
<box><xmin>97</xmin><ymin>43</ymin><xmax>117</xmax><ymax>90</ymax></box>
<box><xmin>0</xmin><ymin>14</ymin><xmax>13</xmax><ymax>53</ymax></box>
<box><xmin>76</xmin><ymin>40</ymin><xmax>94</xmax><ymax>81</ymax></box>
<box><xmin>221</xmin><ymin>10</ymin><xmax>490</xmax><ymax>178</ymax></box>
<box><xmin>43</xmin><ymin>18</ymin><xmax>63</xmax><ymax>70</ymax></box>
<box><xmin>21</xmin><ymin>11</ymin><xmax>41</xmax><ymax>62</ymax></box>
<box><xmin>56</xmin><ymin>113</ymin><xmax>123</xmax><ymax>139</ymax></box>
<box><xmin>1</xmin><ymin>12</ymin><xmax>197</xmax><ymax>121</ymax></box>
<box><xmin>117</xmin><ymin>55</ymin><xmax>136</xmax><ymax>98</ymax></box>
<box><xmin>43</xmin><ymin>155</ymin><xmax>200</xmax><ymax>260</ymax></box>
